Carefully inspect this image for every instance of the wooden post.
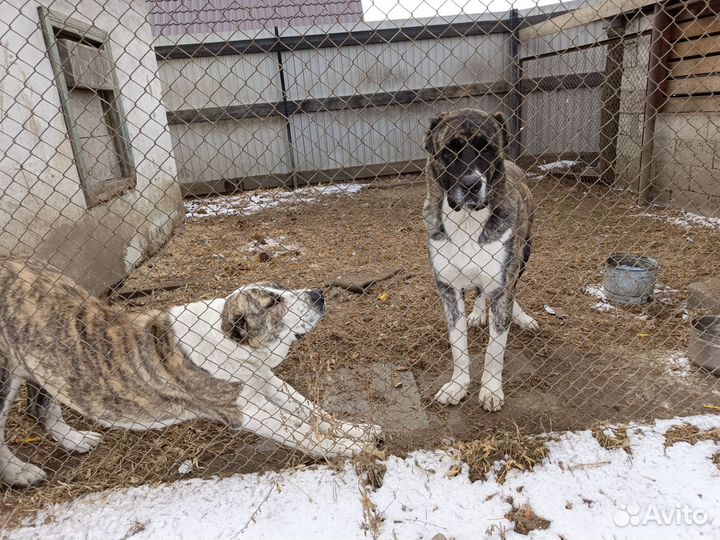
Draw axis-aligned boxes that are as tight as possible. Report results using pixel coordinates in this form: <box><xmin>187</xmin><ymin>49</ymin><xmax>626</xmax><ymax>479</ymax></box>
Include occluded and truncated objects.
<box><xmin>637</xmin><ymin>2</ymin><xmax>674</xmax><ymax>205</ymax></box>
<box><xmin>598</xmin><ymin>18</ymin><xmax>627</xmax><ymax>185</ymax></box>
<box><xmin>507</xmin><ymin>9</ymin><xmax>522</xmax><ymax>160</ymax></box>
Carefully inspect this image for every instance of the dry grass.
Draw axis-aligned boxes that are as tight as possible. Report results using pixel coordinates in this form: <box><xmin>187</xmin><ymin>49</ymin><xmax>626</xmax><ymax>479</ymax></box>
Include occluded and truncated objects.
<box><xmin>353</xmin><ymin>452</ymin><xmax>388</xmax><ymax>489</ymax></box>
<box><xmin>505</xmin><ymin>503</ymin><xmax>551</xmax><ymax>535</ymax></box>
<box><xmin>354</xmin><ymin>448</ymin><xmax>388</xmax><ymax>537</ymax></box>
<box><xmin>591</xmin><ymin>423</ymin><xmax>632</xmax><ymax>454</ymax></box>
<box><xmin>664</xmin><ymin>424</ymin><xmax>720</xmax><ymax>447</ymax></box>
<box><xmin>359</xmin><ymin>483</ymin><xmax>384</xmax><ymax>539</ymax></box>
<box><xmin>456</xmin><ymin>425</ymin><xmax>549</xmax><ymax>483</ymax></box>
<box><xmin>4</xmin><ymin>175</ymin><xmax>720</xmax><ymax>523</ymax></box>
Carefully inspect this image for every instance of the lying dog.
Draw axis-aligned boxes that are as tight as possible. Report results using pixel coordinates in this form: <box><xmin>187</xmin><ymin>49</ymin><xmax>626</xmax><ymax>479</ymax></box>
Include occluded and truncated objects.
<box><xmin>0</xmin><ymin>257</ymin><xmax>380</xmax><ymax>487</ymax></box>
<box><xmin>423</xmin><ymin>108</ymin><xmax>538</xmax><ymax>411</ymax></box>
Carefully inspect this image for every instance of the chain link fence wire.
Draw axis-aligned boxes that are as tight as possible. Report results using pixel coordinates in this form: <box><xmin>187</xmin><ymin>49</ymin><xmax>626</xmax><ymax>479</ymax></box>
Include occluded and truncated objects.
<box><xmin>2</xmin><ymin>0</ymin><xmax>720</xmax><ymax>524</ymax></box>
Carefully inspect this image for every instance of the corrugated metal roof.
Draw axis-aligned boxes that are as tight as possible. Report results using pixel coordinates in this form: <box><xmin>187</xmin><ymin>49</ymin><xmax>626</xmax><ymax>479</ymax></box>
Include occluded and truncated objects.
<box><xmin>146</xmin><ymin>0</ymin><xmax>364</xmax><ymax>36</ymax></box>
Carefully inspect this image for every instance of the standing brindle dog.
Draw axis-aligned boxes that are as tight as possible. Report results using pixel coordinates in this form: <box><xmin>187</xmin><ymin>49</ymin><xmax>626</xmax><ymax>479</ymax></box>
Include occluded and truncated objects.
<box><xmin>423</xmin><ymin>108</ymin><xmax>538</xmax><ymax>411</ymax></box>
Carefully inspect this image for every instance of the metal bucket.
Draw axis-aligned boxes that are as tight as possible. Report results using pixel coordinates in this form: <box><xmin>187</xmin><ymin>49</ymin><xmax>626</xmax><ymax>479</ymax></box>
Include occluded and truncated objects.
<box><xmin>603</xmin><ymin>253</ymin><xmax>659</xmax><ymax>305</ymax></box>
<box><xmin>689</xmin><ymin>315</ymin><xmax>720</xmax><ymax>375</ymax></box>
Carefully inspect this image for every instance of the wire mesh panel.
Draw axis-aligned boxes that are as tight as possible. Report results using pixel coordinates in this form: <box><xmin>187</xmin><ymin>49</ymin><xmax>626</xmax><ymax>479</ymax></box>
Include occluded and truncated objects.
<box><xmin>2</xmin><ymin>0</ymin><xmax>720</xmax><ymax>531</ymax></box>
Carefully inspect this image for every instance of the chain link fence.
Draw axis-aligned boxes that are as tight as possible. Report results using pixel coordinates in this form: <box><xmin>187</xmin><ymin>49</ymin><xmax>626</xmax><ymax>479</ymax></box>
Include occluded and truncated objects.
<box><xmin>3</xmin><ymin>0</ymin><xmax>720</xmax><ymax>527</ymax></box>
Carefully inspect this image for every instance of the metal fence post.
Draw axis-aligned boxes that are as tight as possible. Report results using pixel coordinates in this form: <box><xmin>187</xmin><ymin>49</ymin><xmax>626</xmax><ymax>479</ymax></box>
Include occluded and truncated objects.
<box><xmin>274</xmin><ymin>26</ymin><xmax>298</xmax><ymax>190</ymax></box>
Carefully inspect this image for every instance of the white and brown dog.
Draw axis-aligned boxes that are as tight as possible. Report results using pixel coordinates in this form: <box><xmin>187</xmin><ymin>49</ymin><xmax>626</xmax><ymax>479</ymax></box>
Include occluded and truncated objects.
<box><xmin>423</xmin><ymin>108</ymin><xmax>538</xmax><ymax>412</ymax></box>
<box><xmin>0</xmin><ymin>257</ymin><xmax>381</xmax><ymax>487</ymax></box>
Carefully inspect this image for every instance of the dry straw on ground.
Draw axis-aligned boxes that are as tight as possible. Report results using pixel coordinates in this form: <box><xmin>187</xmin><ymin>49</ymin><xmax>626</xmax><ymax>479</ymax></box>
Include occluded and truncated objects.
<box><xmin>456</xmin><ymin>425</ymin><xmax>549</xmax><ymax>483</ymax></box>
<box><xmin>664</xmin><ymin>424</ymin><xmax>720</xmax><ymax>447</ymax></box>
<box><xmin>591</xmin><ymin>423</ymin><xmax>632</xmax><ymax>454</ymax></box>
<box><xmin>505</xmin><ymin>503</ymin><xmax>551</xmax><ymax>535</ymax></box>
<box><xmin>353</xmin><ymin>452</ymin><xmax>388</xmax><ymax>489</ymax></box>
<box><xmin>712</xmin><ymin>451</ymin><xmax>720</xmax><ymax>471</ymax></box>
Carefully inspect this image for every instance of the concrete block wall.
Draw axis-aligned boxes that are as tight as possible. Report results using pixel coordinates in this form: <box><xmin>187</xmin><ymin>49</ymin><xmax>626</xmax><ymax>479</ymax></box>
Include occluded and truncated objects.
<box><xmin>653</xmin><ymin>113</ymin><xmax>720</xmax><ymax>215</ymax></box>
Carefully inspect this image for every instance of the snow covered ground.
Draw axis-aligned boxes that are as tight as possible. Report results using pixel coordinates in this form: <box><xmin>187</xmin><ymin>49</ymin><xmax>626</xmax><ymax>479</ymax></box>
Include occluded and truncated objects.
<box><xmin>666</xmin><ymin>352</ymin><xmax>693</xmax><ymax>379</ymax></box>
<box><xmin>184</xmin><ymin>183</ymin><xmax>365</xmax><ymax>219</ymax></box>
<box><xmin>8</xmin><ymin>415</ymin><xmax>720</xmax><ymax>540</ymax></box>
<box><xmin>537</xmin><ymin>160</ymin><xmax>580</xmax><ymax>172</ymax></box>
<box><xmin>584</xmin><ymin>284</ymin><xmax>615</xmax><ymax>313</ymax></box>
<box><xmin>636</xmin><ymin>210</ymin><xmax>720</xmax><ymax>233</ymax></box>
<box><xmin>583</xmin><ymin>283</ymin><xmax>687</xmax><ymax>320</ymax></box>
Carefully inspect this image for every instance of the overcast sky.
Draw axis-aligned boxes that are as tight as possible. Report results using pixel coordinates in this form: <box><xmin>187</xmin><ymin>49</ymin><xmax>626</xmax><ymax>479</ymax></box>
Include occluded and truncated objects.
<box><xmin>361</xmin><ymin>0</ymin><xmax>563</xmax><ymax>20</ymax></box>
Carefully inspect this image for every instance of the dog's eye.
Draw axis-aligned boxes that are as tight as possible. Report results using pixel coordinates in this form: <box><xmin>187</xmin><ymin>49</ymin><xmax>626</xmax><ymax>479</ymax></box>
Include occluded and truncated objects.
<box><xmin>446</xmin><ymin>139</ymin><xmax>464</xmax><ymax>155</ymax></box>
<box><xmin>264</xmin><ymin>295</ymin><xmax>282</xmax><ymax>308</ymax></box>
<box><xmin>231</xmin><ymin>316</ymin><xmax>248</xmax><ymax>341</ymax></box>
<box><xmin>472</xmin><ymin>138</ymin><xmax>488</xmax><ymax>152</ymax></box>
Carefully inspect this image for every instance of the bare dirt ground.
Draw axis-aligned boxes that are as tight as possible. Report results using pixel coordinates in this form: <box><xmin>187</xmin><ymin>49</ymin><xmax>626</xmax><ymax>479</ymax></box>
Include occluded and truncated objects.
<box><xmin>4</xmin><ymin>175</ymin><xmax>720</xmax><ymax>521</ymax></box>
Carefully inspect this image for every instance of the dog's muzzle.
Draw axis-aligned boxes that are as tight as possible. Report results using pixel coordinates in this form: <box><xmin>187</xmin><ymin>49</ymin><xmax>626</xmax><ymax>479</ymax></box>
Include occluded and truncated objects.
<box><xmin>447</xmin><ymin>184</ymin><xmax>487</xmax><ymax>212</ymax></box>
<box><xmin>307</xmin><ymin>289</ymin><xmax>325</xmax><ymax>313</ymax></box>
<box><xmin>463</xmin><ymin>201</ymin><xmax>486</xmax><ymax>211</ymax></box>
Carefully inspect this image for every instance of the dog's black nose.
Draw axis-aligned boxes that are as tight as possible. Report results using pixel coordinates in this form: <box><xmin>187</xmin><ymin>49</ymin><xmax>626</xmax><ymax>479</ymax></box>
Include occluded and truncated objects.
<box><xmin>464</xmin><ymin>200</ymin><xmax>486</xmax><ymax>211</ymax></box>
<box><xmin>308</xmin><ymin>290</ymin><xmax>325</xmax><ymax>311</ymax></box>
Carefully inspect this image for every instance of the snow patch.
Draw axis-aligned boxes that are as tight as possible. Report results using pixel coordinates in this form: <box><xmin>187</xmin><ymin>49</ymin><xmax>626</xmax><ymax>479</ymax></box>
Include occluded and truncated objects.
<box><xmin>680</xmin><ymin>301</ymin><xmax>690</xmax><ymax>321</ymax></box>
<box><xmin>311</xmin><ymin>184</ymin><xmax>365</xmax><ymax>196</ymax></box>
<box><xmin>637</xmin><ymin>210</ymin><xmax>720</xmax><ymax>233</ymax></box>
<box><xmin>185</xmin><ymin>183</ymin><xmax>365</xmax><ymax>219</ymax></box>
<box><xmin>242</xmin><ymin>236</ymin><xmax>300</xmax><ymax>258</ymax></box>
<box><xmin>10</xmin><ymin>468</ymin><xmax>365</xmax><ymax>540</ymax></box>
<box><xmin>584</xmin><ymin>283</ymin><xmax>684</xmax><ymax>316</ymax></box>
<box><xmin>593</xmin><ymin>301</ymin><xmax>615</xmax><ymax>312</ymax></box>
<box><xmin>584</xmin><ymin>284</ymin><xmax>616</xmax><ymax>312</ymax></box>
<box><xmin>665</xmin><ymin>352</ymin><xmax>693</xmax><ymax>379</ymax></box>
<box><xmin>538</xmin><ymin>160</ymin><xmax>580</xmax><ymax>172</ymax></box>
<box><xmin>584</xmin><ymin>284</ymin><xmax>607</xmax><ymax>300</ymax></box>
<box><xmin>9</xmin><ymin>415</ymin><xmax>720</xmax><ymax>540</ymax></box>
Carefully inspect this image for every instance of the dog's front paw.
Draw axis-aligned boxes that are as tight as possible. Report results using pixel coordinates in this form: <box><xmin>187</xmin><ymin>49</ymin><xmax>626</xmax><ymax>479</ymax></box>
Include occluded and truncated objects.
<box><xmin>358</xmin><ymin>423</ymin><xmax>383</xmax><ymax>440</ymax></box>
<box><xmin>337</xmin><ymin>421</ymin><xmax>383</xmax><ymax>441</ymax></box>
<box><xmin>324</xmin><ymin>437</ymin><xmax>373</xmax><ymax>458</ymax></box>
<box><xmin>2</xmin><ymin>456</ymin><xmax>47</xmax><ymax>487</ymax></box>
<box><xmin>478</xmin><ymin>383</ymin><xmax>504</xmax><ymax>412</ymax></box>
<box><xmin>49</xmin><ymin>426</ymin><xmax>103</xmax><ymax>454</ymax></box>
<box><xmin>63</xmin><ymin>430</ymin><xmax>103</xmax><ymax>454</ymax></box>
<box><xmin>514</xmin><ymin>314</ymin><xmax>539</xmax><ymax>331</ymax></box>
<box><xmin>434</xmin><ymin>381</ymin><xmax>469</xmax><ymax>405</ymax></box>
<box><xmin>468</xmin><ymin>309</ymin><xmax>488</xmax><ymax>328</ymax></box>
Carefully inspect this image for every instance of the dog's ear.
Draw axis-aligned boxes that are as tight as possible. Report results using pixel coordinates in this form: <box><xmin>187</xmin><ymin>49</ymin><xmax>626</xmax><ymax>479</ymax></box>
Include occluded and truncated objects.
<box><xmin>424</xmin><ymin>112</ymin><xmax>447</xmax><ymax>154</ymax></box>
<box><xmin>256</xmin><ymin>281</ymin><xmax>283</xmax><ymax>291</ymax></box>
<box><xmin>493</xmin><ymin>111</ymin><xmax>508</xmax><ymax>150</ymax></box>
<box><xmin>221</xmin><ymin>291</ymin><xmax>250</xmax><ymax>343</ymax></box>
<box><xmin>228</xmin><ymin>315</ymin><xmax>248</xmax><ymax>342</ymax></box>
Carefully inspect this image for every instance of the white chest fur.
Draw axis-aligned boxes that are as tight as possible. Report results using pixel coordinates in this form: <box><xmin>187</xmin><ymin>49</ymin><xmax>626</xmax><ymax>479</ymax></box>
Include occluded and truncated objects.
<box><xmin>429</xmin><ymin>199</ymin><xmax>511</xmax><ymax>290</ymax></box>
<box><xmin>168</xmin><ymin>299</ymin><xmax>247</xmax><ymax>381</ymax></box>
